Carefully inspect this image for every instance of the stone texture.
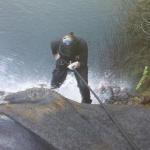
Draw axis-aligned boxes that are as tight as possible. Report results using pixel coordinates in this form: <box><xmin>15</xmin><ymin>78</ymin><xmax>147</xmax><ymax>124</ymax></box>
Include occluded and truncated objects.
<box><xmin>0</xmin><ymin>88</ymin><xmax>150</xmax><ymax>150</ymax></box>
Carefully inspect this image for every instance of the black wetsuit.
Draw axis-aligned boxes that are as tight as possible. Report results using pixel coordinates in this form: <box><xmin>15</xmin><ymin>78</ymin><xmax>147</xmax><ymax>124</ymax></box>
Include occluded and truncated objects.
<box><xmin>50</xmin><ymin>36</ymin><xmax>92</xmax><ymax>104</ymax></box>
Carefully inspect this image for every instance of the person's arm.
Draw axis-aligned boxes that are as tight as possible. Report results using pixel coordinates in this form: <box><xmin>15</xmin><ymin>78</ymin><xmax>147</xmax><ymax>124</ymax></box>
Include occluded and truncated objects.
<box><xmin>50</xmin><ymin>37</ymin><xmax>61</xmax><ymax>60</ymax></box>
<box><xmin>78</xmin><ymin>38</ymin><xmax>88</xmax><ymax>68</ymax></box>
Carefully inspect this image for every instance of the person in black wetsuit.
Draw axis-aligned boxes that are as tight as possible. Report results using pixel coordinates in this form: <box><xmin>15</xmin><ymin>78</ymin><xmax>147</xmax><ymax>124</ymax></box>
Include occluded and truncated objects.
<box><xmin>50</xmin><ymin>32</ymin><xmax>92</xmax><ymax>104</ymax></box>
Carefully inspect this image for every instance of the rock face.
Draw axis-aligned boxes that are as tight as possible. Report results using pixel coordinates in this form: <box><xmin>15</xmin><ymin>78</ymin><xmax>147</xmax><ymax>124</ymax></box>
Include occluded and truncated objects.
<box><xmin>0</xmin><ymin>115</ymin><xmax>55</xmax><ymax>150</ymax></box>
<box><xmin>0</xmin><ymin>88</ymin><xmax>150</xmax><ymax>150</ymax></box>
<box><xmin>94</xmin><ymin>81</ymin><xmax>114</xmax><ymax>103</ymax></box>
<box><xmin>94</xmin><ymin>81</ymin><xmax>132</xmax><ymax>104</ymax></box>
<box><xmin>94</xmin><ymin>81</ymin><xmax>150</xmax><ymax>106</ymax></box>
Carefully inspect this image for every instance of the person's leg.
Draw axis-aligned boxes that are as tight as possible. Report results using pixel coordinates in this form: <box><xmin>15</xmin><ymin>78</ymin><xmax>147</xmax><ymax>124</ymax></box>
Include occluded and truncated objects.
<box><xmin>51</xmin><ymin>58</ymin><xmax>67</xmax><ymax>89</ymax></box>
<box><xmin>74</xmin><ymin>67</ymin><xmax>92</xmax><ymax>104</ymax></box>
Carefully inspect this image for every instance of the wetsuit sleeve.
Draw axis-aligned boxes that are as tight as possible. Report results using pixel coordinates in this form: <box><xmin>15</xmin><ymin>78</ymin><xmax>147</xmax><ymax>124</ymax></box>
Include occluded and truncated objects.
<box><xmin>78</xmin><ymin>39</ymin><xmax>88</xmax><ymax>68</ymax></box>
<box><xmin>50</xmin><ymin>38</ymin><xmax>61</xmax><ymax>55</ymax></box>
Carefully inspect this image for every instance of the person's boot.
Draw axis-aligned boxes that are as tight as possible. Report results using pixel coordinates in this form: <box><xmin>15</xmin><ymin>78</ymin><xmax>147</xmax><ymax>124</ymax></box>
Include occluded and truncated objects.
<box><xmin>82</xmin><ymin>99</ymin><xmax>92</xmax><ymax>104</ymax></box>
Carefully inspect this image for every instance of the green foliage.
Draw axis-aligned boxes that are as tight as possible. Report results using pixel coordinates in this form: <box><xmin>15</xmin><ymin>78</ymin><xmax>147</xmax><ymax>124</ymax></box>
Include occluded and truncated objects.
<box><xmin>124</xmin><ymin>0</ymin><xmax>150</xmax><ymax>53</ymax></box>
<box><xmin>136</xmin><ymin>66</ymin><xmax>148</xmax><ymax>90</ymax></box>
<box><xmin>119</xmin><ymin>0</ymin><xmax>150</xmax><ymax>91</ymax></box>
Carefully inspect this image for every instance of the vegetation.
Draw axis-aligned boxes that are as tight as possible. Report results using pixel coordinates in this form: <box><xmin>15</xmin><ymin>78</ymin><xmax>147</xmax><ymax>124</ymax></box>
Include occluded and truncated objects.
<box><xmin>136</xmin><ymin>66</ymin><xmax>148</xmax><ymax>90</ymax></box>
<box><xmin>121</xmin><ymin>0</ymin><xmax>150</xmax><ymax>93</ymax></box>
<box><xmin>125</xmin><ymin>0</ymin><xmax>150</xmax><ymax>49</ymax></box>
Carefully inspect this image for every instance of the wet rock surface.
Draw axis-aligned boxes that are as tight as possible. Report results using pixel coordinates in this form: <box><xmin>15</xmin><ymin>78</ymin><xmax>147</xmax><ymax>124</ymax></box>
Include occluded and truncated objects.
<box><xmin>0</xmin><ymin>115</ymin><xmax>57</xmax><ymax>150</ymax></box>
<box><xmin>94</xmin><ymin>81</ymin><xmax>150</xmax><ymax>106</ymax></box>
<box><xmin>0</xmin><ymin>88</ymin><xmax>150</xmax><ymax>150</ymax></box>
<box><xmin>0</xmin><ymin>91</ymin><xmax>5</xmax><ymax>96</ymax></box>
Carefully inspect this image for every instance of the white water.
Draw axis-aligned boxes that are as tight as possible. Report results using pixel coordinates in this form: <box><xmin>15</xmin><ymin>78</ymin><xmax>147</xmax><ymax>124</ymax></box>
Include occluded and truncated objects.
<box><xmin>0</xmin><ymin>69</ymin><xmax>131</xmax><ymax>104</ymax></box>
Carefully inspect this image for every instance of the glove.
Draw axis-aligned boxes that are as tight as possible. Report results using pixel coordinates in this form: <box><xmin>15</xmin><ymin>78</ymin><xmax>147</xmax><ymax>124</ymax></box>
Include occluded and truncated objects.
<box><xmin>67</xmin><ymin>61</ymin><xmax>80</xmax><ymax>70</ymax></box>
<box><xmin>53</xmin><ymin>53</ymin><xmax>60</xmax><ymax>60</ymax></box>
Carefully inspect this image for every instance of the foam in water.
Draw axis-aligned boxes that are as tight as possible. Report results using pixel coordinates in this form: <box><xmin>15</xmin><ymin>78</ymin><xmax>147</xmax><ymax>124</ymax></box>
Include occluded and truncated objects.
<box><xmin>0</xmin><ymin>68</ymin><xmax>132</xmax><ymax>104</ymax></box>
<box><xmin>0</xmin><ymin>71</ymin><xmax>99</xmax><ymax>104</ymax></box>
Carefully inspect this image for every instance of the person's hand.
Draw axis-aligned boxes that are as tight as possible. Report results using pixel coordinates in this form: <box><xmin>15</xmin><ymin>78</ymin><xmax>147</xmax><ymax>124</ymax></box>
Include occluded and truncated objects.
<box><xmin>67</xmin><ymin>61</ymin><xmax>80</xmax><ymax>70</ymax></box>
<box><xmin>53</xmin><ymin>53</ymin><xmax>60</xmax><ymax>60</ymax></box>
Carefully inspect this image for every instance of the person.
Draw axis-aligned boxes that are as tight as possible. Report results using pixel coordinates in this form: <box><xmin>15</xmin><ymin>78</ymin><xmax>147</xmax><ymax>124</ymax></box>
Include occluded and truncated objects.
<box><xmin>50</xmin><ymin>32</ymin><xmax>92</xmax><ymax>104</ymax></box>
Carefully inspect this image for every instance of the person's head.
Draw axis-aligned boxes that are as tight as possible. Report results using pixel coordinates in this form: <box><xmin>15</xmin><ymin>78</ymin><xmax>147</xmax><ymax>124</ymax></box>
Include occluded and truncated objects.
<box><xmin>58</xmin><ymin>32</ymin><xmax>77</xmax><ymax>58</ymax></box>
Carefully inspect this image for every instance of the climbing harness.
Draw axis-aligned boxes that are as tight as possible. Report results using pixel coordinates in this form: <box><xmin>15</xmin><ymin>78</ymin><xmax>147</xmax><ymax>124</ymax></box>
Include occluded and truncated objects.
<box><xmin>62</xmin><ymin>59</ymin><xmax>138</xmax><ymax>150</ymax></box>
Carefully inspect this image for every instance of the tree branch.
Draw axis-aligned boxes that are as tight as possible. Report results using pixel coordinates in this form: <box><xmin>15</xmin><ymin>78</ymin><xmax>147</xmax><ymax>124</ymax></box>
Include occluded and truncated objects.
<box><xmin>140</xmin><ymin>23</ymin><xmax>150</xmax><ymax>36</ymax></box>
<box><xmin>141</xmin><ymin>13</ymin><xmax>150</xmax><ymax>24</ymax></box>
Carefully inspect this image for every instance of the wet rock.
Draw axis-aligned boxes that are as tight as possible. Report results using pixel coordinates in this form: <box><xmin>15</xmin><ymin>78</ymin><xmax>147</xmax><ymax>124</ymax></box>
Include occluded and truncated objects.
<box><xmin>128</xmin><ymin>95</ymin><xmax>150</xmax><ymax>105</ymax></box>
<box><xmin>0</xmin><ymin>88</ymin><xmax>150</xmax><ymax>150</ymax></box>
<box><xmin>94</xmin><ymin>81</ymin><xmax>132</xmax><ymax>104</ymax></box>
<box><xmin>0</xmin><ymin>115</ymin><xmax>56</xmax><ymax>150</ymax></box>
<box><xmin>0</xmin><ymin>91</ymin><xmax>11</xmax><ymax>103</ymax></box>
<box><xmin>139</xmin><ymin>95</ymin><xmax>150</xmax><ymax>104</ymax></box>
<box><xmin>4</xmin><ymin>88</ymin><xmax>55</xmax><ymax>103</ymax></box>
<box><xmin>94</xmin><ymin>81</ymin><xmax>113</xmax><ymax>103</ymax></box>
<box><xmin>0</xmin><ymin>91</ymin><xmax>5</xmax><ymax>96</ymax></box>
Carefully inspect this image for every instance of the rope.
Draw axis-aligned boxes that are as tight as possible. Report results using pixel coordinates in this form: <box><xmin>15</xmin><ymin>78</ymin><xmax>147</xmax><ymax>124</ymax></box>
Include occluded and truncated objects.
<box><xmin>62</xmin><ymin>59</ymin><xmax>138</xmax><ymax>150</ymax></box>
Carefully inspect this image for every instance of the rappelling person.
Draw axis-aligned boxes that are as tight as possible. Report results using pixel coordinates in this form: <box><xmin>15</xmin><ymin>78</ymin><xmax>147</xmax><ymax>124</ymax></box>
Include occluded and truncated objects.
<box><xmin>50</xmin><ymin>32</ymin><xmax>92</xmax><ymax>104</ymax></box>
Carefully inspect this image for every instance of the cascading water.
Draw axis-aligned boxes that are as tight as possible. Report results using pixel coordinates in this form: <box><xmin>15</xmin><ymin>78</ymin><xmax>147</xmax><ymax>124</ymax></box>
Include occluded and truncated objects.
<box><xmin>0</xmin><ymin>0</ymin><xmax>136</xmax><ymax>103</ymax></box>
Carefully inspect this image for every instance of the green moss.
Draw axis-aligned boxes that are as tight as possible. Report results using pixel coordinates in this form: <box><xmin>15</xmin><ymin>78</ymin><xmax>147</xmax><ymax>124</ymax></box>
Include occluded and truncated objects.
<box><xmin>140</xmin><ymin>89</ymin><xmax>150</xmax><ymax>96</ymax></box>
